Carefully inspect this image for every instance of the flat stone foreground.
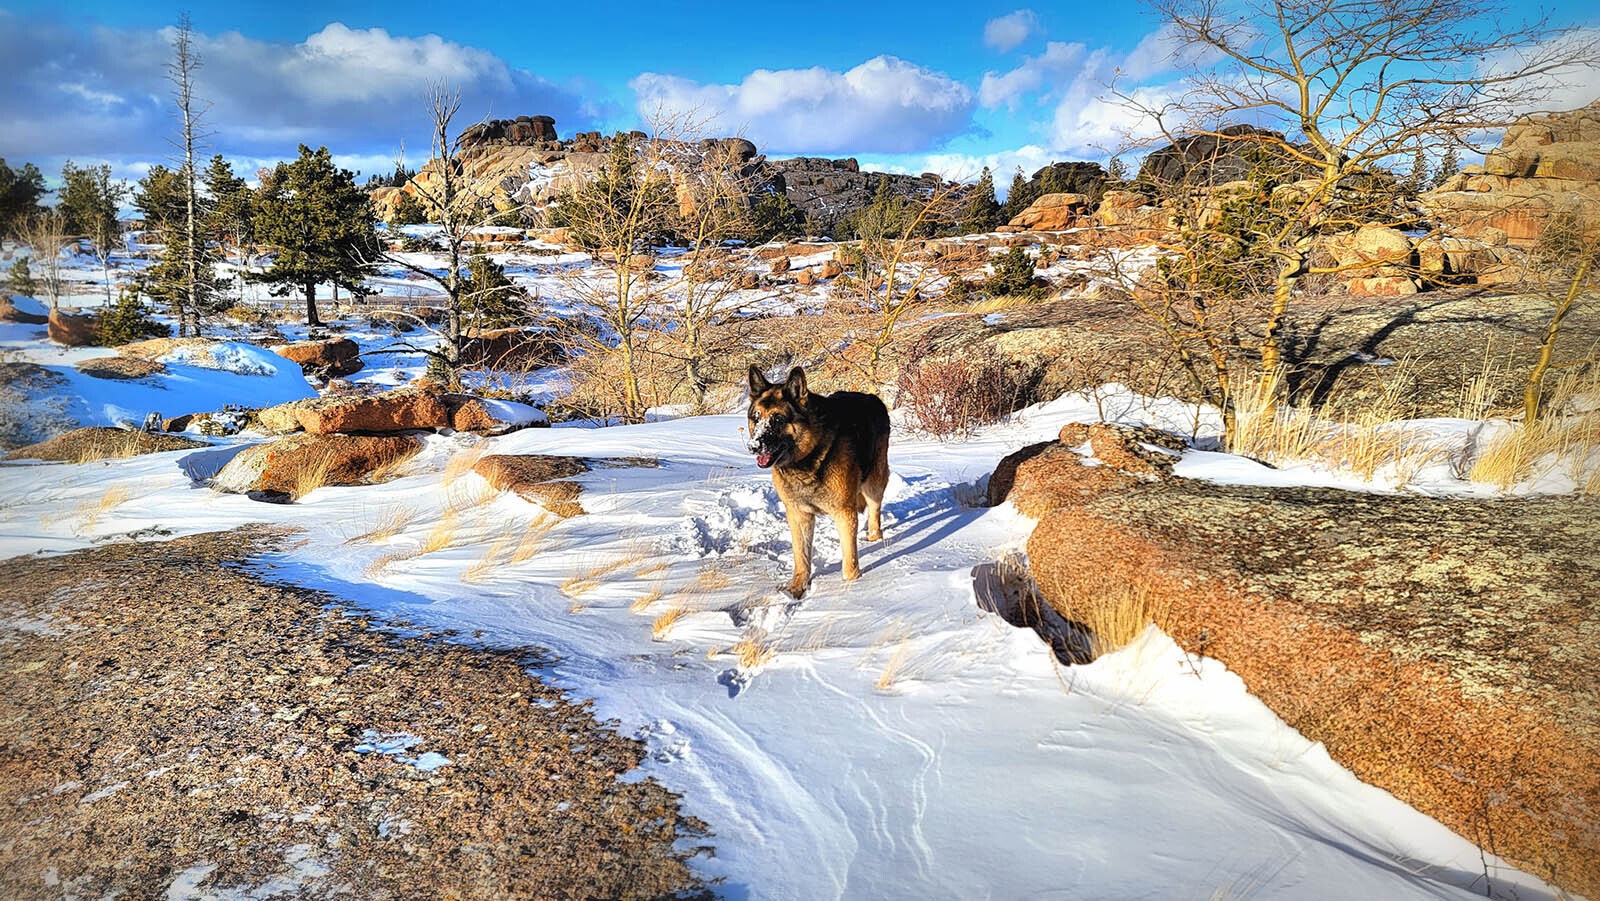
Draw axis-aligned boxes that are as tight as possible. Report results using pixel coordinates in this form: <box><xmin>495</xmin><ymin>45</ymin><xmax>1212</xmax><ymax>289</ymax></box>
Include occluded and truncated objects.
<box><xmin>1016</xmin><ymin>455</ymin><xmax>1600</xmax><ymax>898</ymax></box>
<box><xmin>0</xmin><ymin>527</ymin><xmax>708</xmax><ymax>900</ymax></box>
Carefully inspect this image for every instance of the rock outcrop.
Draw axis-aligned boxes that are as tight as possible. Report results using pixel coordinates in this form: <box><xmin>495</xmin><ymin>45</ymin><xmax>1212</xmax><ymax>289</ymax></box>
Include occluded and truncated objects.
<box><xmin>0</xmin><ymin>297</ymin><xmax>48</xmax><ymax>325</ymax></box>
<box><xmin>274</xmin><ymin>338</ymin><xmax>363</xmax><ymax>378</ymax></box>
<box><xmin>472</xmin><ymin>454</ymin><xmax>592</xmax><ymax>517</ymax></box>
<box><xmin>47</xmin><ymin>309</ymin><xmax>97</xmax><ymax>347</ymax></box>
<box><xmin>1005</xmin><ymin>192</ymin><xmax>1094</xmax><ymax>231</ymax></box>
<box><xmin>257</xmin><ymin>390</ymin><xmax>453</xmax><ymax>435</ymax></box>
<box><xmin>999</xmin><ymin>435</ymin><xmax>1600</xmax><ymax>899</ymax></box>
<box><xmin>4</xmin><ymin>427</ymin><xmax>207</xmax><ymax>462</ymax></box>
<box><xmin>1425</xmin><ymin>102</ymin><xmax>1600</xmax><ymax>247</ymax></box>
<box><xmin>212</xmin><ymin>433</ymin><xmax>422</xmax><ymax>498</ymax></box>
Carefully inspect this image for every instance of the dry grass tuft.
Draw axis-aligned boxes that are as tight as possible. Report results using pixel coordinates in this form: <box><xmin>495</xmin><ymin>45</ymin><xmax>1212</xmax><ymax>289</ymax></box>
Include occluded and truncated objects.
<box><xmin>462</xmin><ymin>533</ymin><xmax>517</xmax><ymax>583</ymax></box>
<box><xmin>70</xmin><ymin>430</ymin><xmax>151</xmax><ymax>465</ymax></box>
<box><xmin>695</xmin><ymin>559</ymin><xmax>733</xmax><ymax>593</ymax></box>
<box><xmin>443</xmin><ymin>443</ymin><xmax>488</xmax><ymax>485</ymax></box>
<box><xmin>630</xmin><ymin>584</ymin><xmax>665</xmax><ymax>614</ymax></box>
<box><xmin>874</xmin><ymin>640</ymin><xmax>913</xmax><ymax>692</ymax></box>
<box><xmin>509</xmin><ymin>515</ymin><xmax>559</xmax><ymax>564</ymax></box>
<box><xmin>561</xmin><ymin>541</ymin><xmax>654</xmax><ymax>598</ymax></box>
<box><xmin>651</xmin><ymin>604</ymin><xmax>689</xmax><ymax>641</ymax></box>
<box><xmin>1469</xmin><ymin>368</ymin><xmax>1600</xmax><ymax>493</ymax></box>
<box><xmin>343</xmin><ymin>506</ymin><xmax>419</xmax><ymax>545</ymax></box>
<box><xmin>418</xmin><ymin>513</ymin><xmax>459</xmax><ymax>556</ymax></box>
<box><xmin>77</xmin><ymin>485</ymin><xmax>130</xmax><ymax>532</ymax></box>
<box><xmin>732</xmin><ymin>636</ymin><xmax>775</xmax><ymax>670</ymax></box>
<box><xmin>965</xmin><ymin>293</ymin><xmax>1036</xmax><ymax>315</ymax></box>
<box><xmin>290</xmin><ymin>451</ymin><xmax>339</xmax><ymax>501</ymax></box>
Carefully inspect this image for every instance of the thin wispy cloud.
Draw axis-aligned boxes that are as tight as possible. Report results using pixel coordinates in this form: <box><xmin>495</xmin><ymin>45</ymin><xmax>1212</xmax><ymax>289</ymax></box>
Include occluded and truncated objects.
<box><xmin>983</xmin><ymin>10</ymin><xmax>1041</xmax><ymax>53</ymax></box>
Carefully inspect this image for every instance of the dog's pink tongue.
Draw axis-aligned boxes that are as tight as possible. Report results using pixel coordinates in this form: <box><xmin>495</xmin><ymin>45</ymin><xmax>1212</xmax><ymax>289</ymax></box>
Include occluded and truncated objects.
<box><xmin>756</xmin><ymin>452</ymin><xmax>774</xmax><ymax>468</ymax></box>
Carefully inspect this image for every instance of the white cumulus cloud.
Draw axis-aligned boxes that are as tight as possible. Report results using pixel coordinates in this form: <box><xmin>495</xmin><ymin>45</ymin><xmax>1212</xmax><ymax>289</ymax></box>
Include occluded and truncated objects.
<box><xmin>979</xmin><ymin>41</ymin><xmax>1088</xmax><ymax>109</ymax></box>
<box><xmin>630</xmin><ymin>56</ymin><xmax>976</xmax><ymax>154</ymax></box>
<box><xmin>984</xmin><ymin>10</ymin><xmax>1041</xmax><ymax>53</ymax></box>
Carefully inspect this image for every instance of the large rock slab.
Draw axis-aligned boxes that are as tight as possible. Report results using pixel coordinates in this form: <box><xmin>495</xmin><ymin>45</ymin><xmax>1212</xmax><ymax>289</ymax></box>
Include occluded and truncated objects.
<box><xmin>472</xmin><ymin>454</ymin><xmax>591</xmax><ymax>517</ymax></box>
<box><xmin>47</xmin><ymin>309</ymin><xmax>97</xmax><ymax>347</ymax></box>
<box><xmin>257</xmin><ymin>390</ymin><xmax>453</xmax><ymax>435</ymax></box>
<box><xmin>274</xmin><ymin>337</ymin><xmax>363</xmax><ymax>377</ymax></box>
<box><xmin>1004</xmin><ymin>442</ymin><xmax>1600</xmax><ymax>898</ymax></box>
<box><xmin>4</xmin><ymin>427</ymin><xmax>206</xmax><ymax>463</ymax></box>
<box><xmin>212</xmin><ymin>434</ymin><xmax>422</xmax><ymax>497</ymax></box>
<box><xmin>1006</xmin><ymin>192</ymin><xmax>1092</xmax><ymax>231</ymax></box>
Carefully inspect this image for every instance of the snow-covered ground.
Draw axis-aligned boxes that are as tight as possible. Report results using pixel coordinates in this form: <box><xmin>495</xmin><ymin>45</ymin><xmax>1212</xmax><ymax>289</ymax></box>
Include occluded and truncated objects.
<box><xmin>0</xmin><ymin>235</ymin><xmax>1574</xmax><ymax>898</ymax></box>
<box><xmin>0</xmin><ymin>380</ymin><xmax>1562</xmax><ymax>899</ymax></box>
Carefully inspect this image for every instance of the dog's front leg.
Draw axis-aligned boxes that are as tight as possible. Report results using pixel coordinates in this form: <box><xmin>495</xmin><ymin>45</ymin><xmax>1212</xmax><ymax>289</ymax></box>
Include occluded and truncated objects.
<box><xmin>785</xmin><ymin>510</ymin><xmax>815</xmax><ymax>598</ymax></box>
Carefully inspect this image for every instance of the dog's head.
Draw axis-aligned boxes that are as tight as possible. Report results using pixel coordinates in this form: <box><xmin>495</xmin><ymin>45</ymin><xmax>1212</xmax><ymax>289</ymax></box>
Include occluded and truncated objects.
<box><xmin>746</xmin><ymin>365</ymin><xmax>812</xmax><ymax>469</ymax></box>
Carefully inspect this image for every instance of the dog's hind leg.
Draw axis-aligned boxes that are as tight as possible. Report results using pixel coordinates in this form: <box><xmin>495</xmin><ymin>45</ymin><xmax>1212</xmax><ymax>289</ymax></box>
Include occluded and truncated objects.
<box><xmin>834</xmin><ymin>509</ymin><xmax>861</xmax><ymax>582</ymax></box>
<box><xmin>785</xmin><ymin>511</ymin><xmax>815</xmax><ymax>598</ymax></box>
<box><xmin>863</xmin><ymin>458</ymin><xmax>889</xmax><ymax>542</ymax></box>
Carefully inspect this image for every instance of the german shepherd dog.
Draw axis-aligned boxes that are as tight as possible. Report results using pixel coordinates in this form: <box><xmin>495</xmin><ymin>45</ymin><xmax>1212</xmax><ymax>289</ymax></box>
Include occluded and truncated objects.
<box><xmin>747</xmin><ymin>365</ymin><xmax>891</xmax><ymax>598</ymax></box>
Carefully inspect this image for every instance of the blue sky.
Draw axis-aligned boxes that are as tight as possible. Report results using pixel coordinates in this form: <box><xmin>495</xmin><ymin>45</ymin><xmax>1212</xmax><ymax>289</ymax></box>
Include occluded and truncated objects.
<box><xmin>3</xmin><ymin>1</ymin><xmax>1597</xmax><ymax>186</ymax></box>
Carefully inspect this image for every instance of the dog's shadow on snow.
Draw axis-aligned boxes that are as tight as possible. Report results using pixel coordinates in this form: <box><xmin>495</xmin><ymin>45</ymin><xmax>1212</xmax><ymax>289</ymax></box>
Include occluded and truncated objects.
<box><xmin>860</xmin><ymin>476</ymin><xmax>982</xmax><ymax>575</ymax></box>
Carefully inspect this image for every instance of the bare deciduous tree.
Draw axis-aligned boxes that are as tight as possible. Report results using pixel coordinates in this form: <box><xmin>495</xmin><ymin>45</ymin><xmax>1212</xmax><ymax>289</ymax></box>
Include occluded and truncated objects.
<box><xmin>166</xmin><ymin>13</ymin><xmax>212</xmax><ymax>336</ymax></box>
<box><xmin>19</xmin><ymin>211</ymin><xmax>68</xmax><ymax>310</ymax></box>
<box><xmin>1125</xmin><ymin>0</ymin><xmax>1600</xmax><ymax>403</ymax></box>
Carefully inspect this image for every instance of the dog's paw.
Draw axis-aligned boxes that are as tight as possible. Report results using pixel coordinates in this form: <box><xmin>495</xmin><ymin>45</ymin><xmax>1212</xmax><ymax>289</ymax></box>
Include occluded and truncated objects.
<box><xmin>842</xmin><ymin>567</ymin><xmax>861</xmax><ymax>582</ymax></box>
<box><xmin>782</xmin><ymin>579</ymin><xmax>808</xmax><ymax>599</ymax></box>
<box><xmin>866</xmin><ymin>529</ymin><xmax>882</xmax><ymax>542</ymax></box>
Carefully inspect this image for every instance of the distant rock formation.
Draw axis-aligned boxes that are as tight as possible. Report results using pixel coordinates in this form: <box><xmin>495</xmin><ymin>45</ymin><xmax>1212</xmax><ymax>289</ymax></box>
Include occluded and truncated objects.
<box><xmin>459</xmin><ymin>115</ymin><xmax>559</xmax><ymax>147</ymax></box>
<box><xmin>1426</xmin><ymin>102</ymin><xmax>1600</xmax><ymax>247</ymax></box>
<box><xmin>764</xmin><ymin>157</ymin><xmax>945</xmax><ymax>230</ymax></box>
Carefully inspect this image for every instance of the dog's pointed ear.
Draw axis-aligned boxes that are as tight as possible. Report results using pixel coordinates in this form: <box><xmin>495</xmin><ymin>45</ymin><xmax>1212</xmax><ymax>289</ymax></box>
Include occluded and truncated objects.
<box><xmin>783</xmin><ymin>366</ymin><xmax>809</xmax><ymax>404</ymax></box>
<box><xmin>748</xmin><ymin>365</ymin><xmax>771</xmax><ymax>396</ymax></box>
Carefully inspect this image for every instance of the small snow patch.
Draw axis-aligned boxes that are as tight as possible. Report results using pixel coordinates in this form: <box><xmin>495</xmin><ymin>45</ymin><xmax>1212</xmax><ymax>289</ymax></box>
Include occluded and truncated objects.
<box><xmin>353</xmin><ymin>730</ymin><xmax>452</xmax><ymax>772</ymax></box>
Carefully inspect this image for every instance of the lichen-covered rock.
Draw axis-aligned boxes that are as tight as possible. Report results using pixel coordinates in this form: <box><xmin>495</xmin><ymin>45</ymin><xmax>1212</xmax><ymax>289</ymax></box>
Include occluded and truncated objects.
<box><xmin>256</xmin><ymin>390</ymin><xmax>452</xmax><ymax>435</ymax></box>
<box><xmin>1006</xmin><ymin>192</ymin><xmax>1093</xmax><ymax>231</ymax></box>
<box><xmin>47</xmin><ymin>309</ymin><xmax>98</xmax><ymax>347</ymax></box>
<box><xmin>274</xmin><ymin>337</ymin><xmax>363</xmax><ymax>377</ymax></box>
<box><xmin>473</xmin><ymin>454</ymin><xmax>591</xmax><ymax>517</ymax></box>
<box><xmin>4</xmin><ymin>426</ymin><xmax>206</xmax><ymax>462</ymax></box>
<box><xmin>75</xmin><ymin>357</ymin><xmax>166</xmax><ymax>380</ymax></box>
<box><xmin>1008</xmin><ymin>445</ymin><xmax>1600</xmax><ymax>899</ymax></box>
<box><xmin>212</xmin><ymin>433</ymin><xmax>422</xmax><ymax>497</ymax></box>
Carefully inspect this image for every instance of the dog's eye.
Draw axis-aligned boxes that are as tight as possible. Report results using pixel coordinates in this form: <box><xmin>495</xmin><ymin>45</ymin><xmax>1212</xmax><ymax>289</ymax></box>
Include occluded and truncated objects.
<box><xmin>770</xmin><ymin>416</ymin><xmax>787</xmax><ymax>427</ymax></box>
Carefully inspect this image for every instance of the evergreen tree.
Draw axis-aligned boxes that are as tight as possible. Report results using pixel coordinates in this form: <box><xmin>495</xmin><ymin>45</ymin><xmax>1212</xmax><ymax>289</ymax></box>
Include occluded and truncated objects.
<box><xmin>959</xmin><ymin>167</ymin><xmax>1002</xmax><ymax>235</ymax></box>
<box><xmin>461</xmin><ymin>249</ymin><xmax>531</xmax><ymax>329</ymax></box>
<box><xmin>8</xmin><ymin>256</ymin><xmax>35</xmax><ymax>297</ymax></box>
<box><xmin>202</xmin><ymin>155</ymin><xmax>254</xmax><ymax>253</ymax></box>
<box><xmin>986</xmin><ymin>245</ymin><xmax>1038</xmax><ymax>296</ymax></box>
<box><xmin>136</xmin><ymin>164</ymin><xmax>223</xmax><ymax>327</ymax></box>
<box><xmin>746</xmin><ymin>188</ymin><xmax>802</xmax><ymax>243</ymax></box>
<box><xmin>95</xmin><ymin>285</ymin><xmax>172</xmax><ymax>346</ymax></box>
<box><xmin>388</xmin><ymin>193</ymin><xmax>428</xmax><ymax>228</ymax></box>
<box><xmin>58</xmin><ymin>161</ymin><xmax>127</xmax><ymax>303</ymax></box>
<box><xmin>0</xmin><ymin>159</ymin><xmax>46</xmax><ymax>238</ymax></box>
<box><xmin>1402</xmin><ymin>147</ymin><xmax>1429</xmax><ymax>194</ymax></box>
<box><xmin>1430</xmin><ymin>144</ymin><xmax>1462</xmax><ymax>190</ymax></box>
<box><xmin>252</xmin><ymin>145</ymin><xmax>379</xmax><ymax>326</ymax></box>
<box><xmin>1000</xmin><ymin>167</ymin><xmax>1035</xmax><ymax>223</ymax></box>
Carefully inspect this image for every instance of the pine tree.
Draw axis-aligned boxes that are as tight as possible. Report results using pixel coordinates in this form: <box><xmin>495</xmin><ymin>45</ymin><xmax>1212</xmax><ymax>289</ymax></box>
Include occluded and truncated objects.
<box><xmin>1000</xmin><ymin>167</ymin><xmax>1035</xmax><ymax>223</ymax></box>
<box><xmin>1403</xmin><ymin>147</ymin><xmax>1429</xmax><ymax>194</ymax></box>
<box><xmin>96</xmin><ymin>285</ymin><xmax>172</xmax><ymax>346</ymax></box>
<box><xmin>959</xmin><ymin>167</ymin><xmax>1002</xmax><ymax>235</ymax></box>
<box><xmin>136</xmin><ymin>164</ymin><xmax>224</xmax><ymax>325</ymax></box>
<box><xmin>252</xmin><ymin>145</ymin><xmax>379</xmax><ymax>326</ymax></box>
<box><xmin>461</xmin><ymin>250</ymin><xmax>530</xmax><ymax>329</ymax></box>
<box><xmin>8</xmin><ymin>256</ymin><xmax>35</xmax><ymax>297</ymax></box>
<box><xmin>58</xmin><ymin>161</ymin><xmax>127</xmax><ymax>303</ymax></box>
<box><xmin>1430</xmin><ymin>144</ymin><xmax>1461</xmax><ymax>190</ymax></box>
<box><xmin>0</xmin><ymin>159</ymin><xmax>47</xmax><ymax>239</ymax></box>
<box><xmin>202</xmin><ymin>155</ymin><xmax>254</xmax><ymax>254</ymax></box>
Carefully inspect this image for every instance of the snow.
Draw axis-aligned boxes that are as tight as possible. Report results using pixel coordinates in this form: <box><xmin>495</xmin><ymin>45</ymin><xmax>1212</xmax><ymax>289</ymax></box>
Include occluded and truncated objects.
<box><xmin>0</xmin><ymin>382</ymin><xmax>1563</xmax><ymax>900</ymax></box>
<box><xmin>0</xmin><ymin>236</ymin><xmax>1570</xmax><ymax>899</ymax></box>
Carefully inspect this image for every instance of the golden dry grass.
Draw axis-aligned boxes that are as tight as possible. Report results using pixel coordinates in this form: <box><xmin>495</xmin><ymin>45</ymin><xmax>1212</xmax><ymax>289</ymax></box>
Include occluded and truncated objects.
<box><xmin>732</xmin><ymin>636</ymin><xmax>775</xmax><ymax>670</ymax></box>
<box><xmin>509</xmin><ymin>515</ymin><xmax>559</xmax><ymax>564</ymax></box>
<box><xmin>462</xmin><ymin>533</ymin><xmax>518</xmax><ymax>583</ymax></box>
<box><xmin>561</xmin><ymin>542</ymin><xmax>653</xmax><ymax>598</ymax></box>
<box><xmin>695</xmin><ymin>559</ymin><xmax>733</xmax><ymax>592</ymax></box>
<box><xmin>442</xmin><ymin>443</ymin><xmax>488</xmax><ymax>485</ymax></box>
<box><xmin>630</xmin><ymin>584</ymin><xmax>665</xmax><ymax>614</ymax></box>
<box><xmin>1469</xmin><ymin>368</ymin><xmax>1600</xmax><ymax>494</ymax></box>
<box><xmin>418</xmin><ymin>513</ymin><xmax>459</xmax><ymax>556</ymax></box>
<box><xmin>964</xmin><ymin>293</ymin><xmax>1037</xmax><ymax>315</ymax></box>
<box><xmin>342</xmin><ymin>505</ymin><xmax>419</xmax><ymax>545</ymax></box>
<box><xmin>69</xmin><ymin>431</ymin><xmax>150</xmax><ymax>465</ymax></box>
<box><xmin>76</xmin><ymin>485</ymin><xmax>130</xmax><ymax>532</ymax></box>
<box><xmin>650</xmin><ymin>604</ymin><xmax>689</xmax><ymax>641</ymax></box>
<box><xmin>289</xmin><ymin>450</ymin><xmax>339</xmax><ymax>501</ymax></box>
<box><xmin>874</xmin><ymin>639</ymin><xmax>913</xmax><ymax>692</ymax></box>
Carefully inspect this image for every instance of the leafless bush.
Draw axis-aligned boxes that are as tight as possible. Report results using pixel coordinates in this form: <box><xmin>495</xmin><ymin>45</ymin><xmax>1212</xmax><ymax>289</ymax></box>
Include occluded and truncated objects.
<box><xmin>895</xmin><ymin>341</ymin><xmax>1027</xmax><ymax>438</ymax></box>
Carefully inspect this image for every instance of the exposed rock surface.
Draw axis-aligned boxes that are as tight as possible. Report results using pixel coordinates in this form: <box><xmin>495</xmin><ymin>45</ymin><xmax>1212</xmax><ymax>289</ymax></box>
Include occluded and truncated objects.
<box><xmin>472</xmin><ymin>454</ymin><xmax>590</xmax><ymax>517</ymax></box>
<box><xmin>1006</xmin><ymin>193</ymin><xmax>1094</xmax><ymax>231</ymax></box>
<box><xmin>4</xmin><ymin>426</ymin><xmax>206</xmax><ymax>462</ymax></box>
<box><xmin>1001</xmin><ymin>439</ymin><xmax>1600</xmax><ymax>898</ymax></box>
<box><xmin>46</xmin><ymin>308</ymin><xmax>97</xmax><ymax>347</ymax></box>
<box><xmin>274</xmin><ymin>337</ymin><xmax>363</xmax><ymax>377</ymax></box>
<box><xmin>74</xmin><ymin>356</ymin><xmax>165</xmax><ymax>380</ymax></box>
<box><xmin>212</xmin><ymin>433</ymin><xmax>422</xmax><ymax>496</ymax></box>
<box><xmin>257</xmin><ymin>390</ymin><xmax>453</xmax><ymax>435</ymax></box>
<box><xmin>0</xmin><ymin>297</ymin><xmax>47</xmax><ymax>325</ymax></box>
<box><xmin>765</xmin><ymin>157</ymin><xmax>944</xmax><ymax>230</ymax></box>
<box><xmin>1426</xmin><ymin>102</ymin><xmax>1600</xmax><ymax>246</ymax></box>
<box><xmin>0</xmin><ymin>527</ymin><xmax>708</xmax><ymax>899</ymax></box>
